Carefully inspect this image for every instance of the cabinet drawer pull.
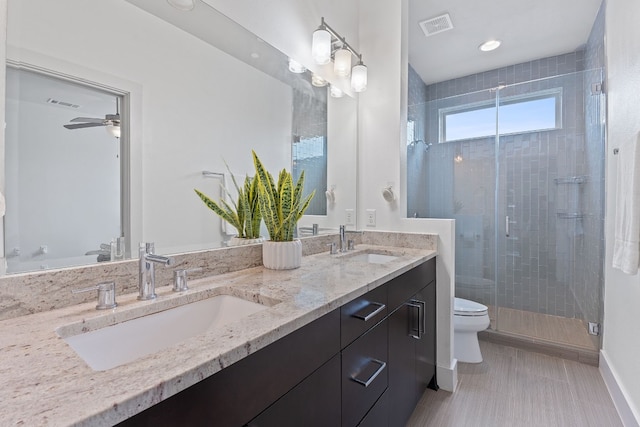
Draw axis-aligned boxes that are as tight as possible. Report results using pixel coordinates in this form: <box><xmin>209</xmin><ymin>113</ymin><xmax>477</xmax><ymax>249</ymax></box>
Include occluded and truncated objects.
<box><xmin>352</xmin><ymin>302</ymin><xmax>386</xmax><ymax>322</ymax></box>
<box><xmin>408</xmin><ymin>299</ymin><xmax>426</xmax><ymax>339</ymax></box>
<box><xmin>351</xmin><ymin>359</ymin><xmax>387</xmax><ymax>388</ymax></box>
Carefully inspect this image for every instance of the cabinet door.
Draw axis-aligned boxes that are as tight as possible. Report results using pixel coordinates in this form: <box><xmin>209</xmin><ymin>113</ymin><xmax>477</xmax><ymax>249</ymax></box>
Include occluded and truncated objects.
<box><xmin>415</xmin><ymin>281</ymin><xmax>437</xmax><ymax>394</ymax></box>
<box><xmin>387</xmin><ymin>304</ymin><xmax>417</xmax><ymax>427</ymax></box>
<box><xmin>247</xmin><ymin>354</ymin><xmax>341</xmax><ymax>427</ymax></box>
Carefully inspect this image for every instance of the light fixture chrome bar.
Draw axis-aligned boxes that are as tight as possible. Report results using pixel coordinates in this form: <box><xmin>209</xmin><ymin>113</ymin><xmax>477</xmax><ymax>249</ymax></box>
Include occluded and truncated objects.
<box><xmin>317</xmin><ymin>17</ymin><xmax>363</xmax><ymax>62</ymax></box>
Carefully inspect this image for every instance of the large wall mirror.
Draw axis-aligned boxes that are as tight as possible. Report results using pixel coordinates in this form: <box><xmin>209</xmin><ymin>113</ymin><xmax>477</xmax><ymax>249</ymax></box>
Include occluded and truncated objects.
<box><xmin>3</xmin><ymin>0</ymin><xmax>358</xmax><ymax>274</ymax></box>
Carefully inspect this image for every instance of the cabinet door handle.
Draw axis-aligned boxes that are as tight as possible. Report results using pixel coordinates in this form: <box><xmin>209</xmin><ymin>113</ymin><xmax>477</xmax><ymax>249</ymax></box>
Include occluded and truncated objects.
<box><xmin>351</xmin><ymin>359</ymin><xmax>387</xmax><ymax>388</ymax></box>
<box><xmin>352</xmin><ymin>302</ymin><xmax>386</xmax><ymax>322</ymax></box>
<box><xmin>406</xmin><ymin>302</ymin><xmax>420</xmax><ymax>339</ymax></box>
<box><xmin>408</xmin><ymin>299</ymin><xmax>426</xmax><ymax>339</ymax></box>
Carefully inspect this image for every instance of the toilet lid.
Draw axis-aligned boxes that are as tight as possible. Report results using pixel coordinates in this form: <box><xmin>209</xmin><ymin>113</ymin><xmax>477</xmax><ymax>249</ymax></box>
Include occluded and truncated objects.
<box><xmin>454</xmin><ymin>297</ymin><xmax>488</xmax><ymax>316</ymax></box>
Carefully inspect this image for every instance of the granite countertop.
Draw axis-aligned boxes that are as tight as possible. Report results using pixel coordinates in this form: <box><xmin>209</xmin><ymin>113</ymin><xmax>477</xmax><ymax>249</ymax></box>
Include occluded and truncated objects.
<box><xmin>0</xmin><ymin>244</ymin><xmax>436</xmax><ymax>426</ymax></box>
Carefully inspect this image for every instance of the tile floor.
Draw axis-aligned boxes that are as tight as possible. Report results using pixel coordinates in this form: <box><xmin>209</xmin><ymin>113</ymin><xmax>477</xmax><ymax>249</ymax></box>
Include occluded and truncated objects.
<box><xmin>406</xmin><ymin>340</ymin><xmax>623</xmax><ymax>427</ymax></box>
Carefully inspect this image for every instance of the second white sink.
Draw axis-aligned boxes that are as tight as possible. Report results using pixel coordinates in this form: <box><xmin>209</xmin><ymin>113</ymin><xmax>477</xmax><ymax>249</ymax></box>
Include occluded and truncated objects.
<box><xmin>349</xmin><ymin>253</ymin><xmax>399</xmax><ymax>264</ymax></box>
<box><xmin>58</xmin><ymin>294</ymin><xmax>268</xmax><ymax>371</ymax></box>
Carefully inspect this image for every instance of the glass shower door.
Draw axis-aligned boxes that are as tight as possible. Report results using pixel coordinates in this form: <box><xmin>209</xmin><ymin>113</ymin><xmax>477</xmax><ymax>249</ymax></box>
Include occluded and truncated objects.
<box><xmin>494</xmin><ymin>70</ymin><xmax>604</xmax><ymax>350</ymax></box>
<box><xmin>407</xmin><ymin>88</ymin><xmax>500</xmax><ymax>318</ymax></box>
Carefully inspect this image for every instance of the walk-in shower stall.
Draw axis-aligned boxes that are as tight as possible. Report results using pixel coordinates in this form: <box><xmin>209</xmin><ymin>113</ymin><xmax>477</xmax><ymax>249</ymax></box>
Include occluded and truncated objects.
<box><xmin>407</xmin><ymin>61</ymin><xmax>606</xmax><ymax>358</ymax></box>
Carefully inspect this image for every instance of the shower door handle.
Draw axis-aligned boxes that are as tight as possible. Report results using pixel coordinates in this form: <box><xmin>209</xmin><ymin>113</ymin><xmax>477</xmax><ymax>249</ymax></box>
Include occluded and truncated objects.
<box><xmin>505</xmin><ymin>216</ymin><xmax>510</xmax><ymax>237</ymax></box>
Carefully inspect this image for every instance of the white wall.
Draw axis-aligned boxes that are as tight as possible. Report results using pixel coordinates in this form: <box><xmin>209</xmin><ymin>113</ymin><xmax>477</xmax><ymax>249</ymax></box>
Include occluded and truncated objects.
<box><xmin>356</xmin><ymin>0</ymin><xmax>457</xmax><ymax>391</ymax></box>
<box><xmin>602</xmin><ymin>0</ymin><xmax>640</xmax><ymax>423</ymax></box>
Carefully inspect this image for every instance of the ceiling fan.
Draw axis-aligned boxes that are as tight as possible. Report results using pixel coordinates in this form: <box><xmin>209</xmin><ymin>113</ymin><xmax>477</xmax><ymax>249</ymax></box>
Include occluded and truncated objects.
<box><xmin>63</xmin><ymin>98</ymin><xmax>121</xmax><ymax>138</ymax></box>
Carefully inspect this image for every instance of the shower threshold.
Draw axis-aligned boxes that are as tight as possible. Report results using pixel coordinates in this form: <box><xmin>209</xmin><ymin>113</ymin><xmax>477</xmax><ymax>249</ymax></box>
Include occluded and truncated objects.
<box><xmin>479</xmin><ymin>306</ymin><xmax>600</xmax><ymax>366</ymax></box>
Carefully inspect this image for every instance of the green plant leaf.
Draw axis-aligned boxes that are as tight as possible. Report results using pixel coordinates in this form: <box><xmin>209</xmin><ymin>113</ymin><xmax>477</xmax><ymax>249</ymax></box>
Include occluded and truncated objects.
<box><xmin>252</xmin><ymin>150</ymin><xmax>315</xmax><ymax>242</ymax></box>
<box><xmin>194</xmin><ymin>189</ymin><xmax>243</xmax><ymax>236</ymax></box>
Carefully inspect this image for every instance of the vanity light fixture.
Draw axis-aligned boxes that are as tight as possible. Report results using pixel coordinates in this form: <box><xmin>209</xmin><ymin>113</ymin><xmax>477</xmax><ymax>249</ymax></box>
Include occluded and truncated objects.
<box><xmin>288</xmin><ymin>58</ymin><xmax>307</xmax><ymax>73</ymax></box>
<box><xmin>329</xmin><ymin>85</ymin><xmax>344</xmax><ymax>98</ymax></box>
<box><xmin>311</xmin><ymin>74</ymin><xmax>328</xmax><ymax>87</ymax></box>
<box><xmin>167</xmin><ymin>0</ymin><xmax>195</xmax><ymax>11</ymax></box>
<box><xmin>311</xmin><ymin>17</ymin><xmax>368</xmax><ymax>92</ymax></box>
<box><xmin>479</xmin><ymin>39</ymin><xmax>501</xmax><ymax>52</ymax></box>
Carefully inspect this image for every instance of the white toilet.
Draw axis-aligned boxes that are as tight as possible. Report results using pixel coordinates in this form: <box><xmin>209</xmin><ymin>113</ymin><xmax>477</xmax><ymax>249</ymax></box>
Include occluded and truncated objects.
<box><xmin>453</xmin><ymin>297</ymin><xmax>490</xmax><ymax>363</ymax></box>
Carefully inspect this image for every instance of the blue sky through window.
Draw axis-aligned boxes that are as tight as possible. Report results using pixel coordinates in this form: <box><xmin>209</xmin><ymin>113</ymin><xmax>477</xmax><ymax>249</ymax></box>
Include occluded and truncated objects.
<box><xmin>443</xmin><ymin>93</ymin><xmax>559</xmax><ymax>142</ymax></box>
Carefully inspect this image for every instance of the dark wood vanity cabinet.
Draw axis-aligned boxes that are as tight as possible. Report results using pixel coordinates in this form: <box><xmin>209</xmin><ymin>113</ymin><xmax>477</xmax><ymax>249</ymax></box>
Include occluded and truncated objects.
<box><xmin>118</xmin><ymin>257</ymin><xmax>436</xmax><ymax>427</ymax></box>
<box><xmin>117</xmin><ymin>309</ymin><xmax>341</xmax><ymax>427</ymax></box>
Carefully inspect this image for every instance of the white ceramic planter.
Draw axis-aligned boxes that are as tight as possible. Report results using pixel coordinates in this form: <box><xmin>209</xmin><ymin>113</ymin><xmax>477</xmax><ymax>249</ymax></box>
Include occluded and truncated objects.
<box><xmin>262</xmin><ymin>239</ymin><xmax>302</xmax><ymax>270</ymax></box>
<box><xmin>227</xmin><ymin>236</ymin><xmax>264</xmax><ymax>247</ymax></box>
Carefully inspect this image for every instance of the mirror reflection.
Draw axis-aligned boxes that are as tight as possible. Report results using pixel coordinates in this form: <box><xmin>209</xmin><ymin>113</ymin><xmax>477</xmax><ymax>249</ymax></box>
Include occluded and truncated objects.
<box><xmin>4</xmin><ymin>0</ymin><xmax>357</xmax><ymax>274</ymax></box>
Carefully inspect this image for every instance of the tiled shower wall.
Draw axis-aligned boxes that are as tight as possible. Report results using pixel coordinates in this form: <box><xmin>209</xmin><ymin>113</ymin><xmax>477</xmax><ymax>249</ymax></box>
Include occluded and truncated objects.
<box><xmin>292</xmin><ymin>85</ymin><xmax>328</xmax><ymax>215</ymax></box>
<box><xmin>407</xmin><ymin>6</ymin><xmax>605</xmax><ymax>323</ymax></box>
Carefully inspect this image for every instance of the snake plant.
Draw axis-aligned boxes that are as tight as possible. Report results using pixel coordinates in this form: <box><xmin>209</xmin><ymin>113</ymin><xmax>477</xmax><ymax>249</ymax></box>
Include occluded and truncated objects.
<box><xmin>194</xmin><ymin>166</ymin><xmax>262</xmax><ymax>239</ymax></box>
<box><xmin>252</xmin><ymin>150</ymin><xmax>315</xmax><ymax>242</ymax></box>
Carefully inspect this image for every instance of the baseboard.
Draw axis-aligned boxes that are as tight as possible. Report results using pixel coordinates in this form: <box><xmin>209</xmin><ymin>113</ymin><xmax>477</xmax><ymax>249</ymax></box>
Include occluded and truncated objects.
<box><xmin>436</xmin><ymin>359</ymin><xmax>458</xmax><ymax>392</ymax></box>
<box><xmin>600</xmin><ymin>350</ymin><xmax>640</xmax><ymax>427</ymax></box>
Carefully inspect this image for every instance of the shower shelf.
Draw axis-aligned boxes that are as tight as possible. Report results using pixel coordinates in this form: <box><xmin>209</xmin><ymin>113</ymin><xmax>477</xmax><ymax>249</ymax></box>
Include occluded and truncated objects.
<box><xmin>553</xmin><ymin>176</ymin><xmax>588</xmax><ymax>185</ymax></box>
<box><xmin>557</xmin><ymin>213</ymin><xmax>585</xmax><ymax>219</ymax></box>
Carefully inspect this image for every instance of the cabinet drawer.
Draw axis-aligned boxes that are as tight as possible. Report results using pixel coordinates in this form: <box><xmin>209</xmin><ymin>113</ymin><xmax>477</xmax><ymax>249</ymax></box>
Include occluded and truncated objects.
<box><xmin>341</xmin><ymin>284</ymin><xmax>388</xmax><ymax>348</ymax></box>
<box><xmin>357</xmin><ymin>389</ymin><xmax>389</xmax><ymax>427</ymax></box>
<box><xmin>342</xmin><ymin>319</ymin><xmax>388</xmax><ymax>427</ymax></box>
<box><xmin>387</xmin><ymin>258</ymin><xmax>435</xmax><ymax>312</ymax></box>
<box><xmin>247</xmin><ymin>354</ymin><xmax>341</xmax><ymax>427</ymax></box>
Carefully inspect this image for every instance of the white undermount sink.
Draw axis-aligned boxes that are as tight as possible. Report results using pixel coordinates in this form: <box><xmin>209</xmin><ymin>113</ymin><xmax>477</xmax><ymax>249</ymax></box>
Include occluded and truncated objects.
<box><xmin>57</xmin><ymin>294</ymin><xmax>268</xmax><ymax>371</ymax></box>
<box><xmin>349</xmin><ymin>252</ymin><xmax>399</xmax><ymax>264</ymax></box>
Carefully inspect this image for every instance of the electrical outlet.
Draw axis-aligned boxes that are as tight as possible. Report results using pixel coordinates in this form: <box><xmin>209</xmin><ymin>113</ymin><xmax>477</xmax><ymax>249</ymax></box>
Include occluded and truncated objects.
<box><xmin>366</xmin><ymin>209</ymin><xmax>376</xmax><ymax>227</ymax></box>
<box><xmin>345</xmin><ymin>209</ymin><xmax>355</xmax><ymax>225</ymax></box>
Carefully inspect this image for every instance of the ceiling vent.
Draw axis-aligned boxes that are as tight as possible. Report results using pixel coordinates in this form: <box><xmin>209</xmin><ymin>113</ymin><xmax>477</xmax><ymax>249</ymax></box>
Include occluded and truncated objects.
<box><xmin>46</xmin><ymin>98</ymin><xmax>81</xmax><ymax>109</ymax></box>
<box><xmin>419</xmin><ymin>13</ymin><xmax>453</xmax><ymax>37</ymax></box>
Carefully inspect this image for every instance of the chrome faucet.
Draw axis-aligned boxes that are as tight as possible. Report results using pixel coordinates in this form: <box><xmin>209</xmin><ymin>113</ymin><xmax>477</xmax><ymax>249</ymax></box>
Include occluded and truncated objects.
<box><xmin>138</xmin><ymin>242</ymin><xmax>175</xmax><ymax>300</ymax></box>
<box><xmin>339</xmin><ymin>225</ymin><xmax>347</xmax><ymax>252</ymax></box>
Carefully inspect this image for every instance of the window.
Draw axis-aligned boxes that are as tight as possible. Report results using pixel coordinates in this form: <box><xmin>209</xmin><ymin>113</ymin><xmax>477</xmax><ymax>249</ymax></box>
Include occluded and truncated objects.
<box><xmin>407</xmin><ymin>120</ymin><xmax>416</xmax><ymax>146</ymax></box>
<box><xmin>440</xmin><ymin>89</ymin><xmax>562</xmax><ymax>142</ymax></box>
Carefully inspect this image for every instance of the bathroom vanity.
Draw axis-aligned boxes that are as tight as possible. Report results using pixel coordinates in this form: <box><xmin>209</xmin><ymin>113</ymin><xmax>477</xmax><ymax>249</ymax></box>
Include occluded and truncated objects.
<box><xmin>119</xmin><ymin>258</ymin><xmax>436</xmax><ymax>427</ymax></box>
<box><xmin>0</xmin><ymin>235</ymin><xmax>438</xmax><ymax>426</ymax></box>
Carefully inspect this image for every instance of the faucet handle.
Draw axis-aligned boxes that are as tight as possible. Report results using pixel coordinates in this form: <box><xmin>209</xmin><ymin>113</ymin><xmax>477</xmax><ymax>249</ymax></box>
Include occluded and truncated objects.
<box><xmin>327</xmin><ymin>242</ymin><xmax>338</xmax><ymax>255</ymax></box>
<box><xmin>73</xmin><ymin>282</ymin><xmax>117</xmax><ymax>310</ymax></box>
<box><xmin>173</xmin><ymin>267</ymin><xmax>203</xmax><ymax>292</ymax></box>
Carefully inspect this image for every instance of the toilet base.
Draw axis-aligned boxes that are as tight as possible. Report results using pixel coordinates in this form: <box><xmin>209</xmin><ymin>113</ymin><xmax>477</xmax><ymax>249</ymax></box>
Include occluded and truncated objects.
<box><xmin>454</xmin><ymin>330</ymin><xmax>484</xmax><ymax>363</ymax></box>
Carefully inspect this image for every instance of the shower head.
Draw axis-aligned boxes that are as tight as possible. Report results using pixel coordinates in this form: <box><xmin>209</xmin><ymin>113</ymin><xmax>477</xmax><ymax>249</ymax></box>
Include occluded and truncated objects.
<box><xmin>409</xmin><ymin>139</ymin><xmax>432</xmax><ymax>152</ymax></box>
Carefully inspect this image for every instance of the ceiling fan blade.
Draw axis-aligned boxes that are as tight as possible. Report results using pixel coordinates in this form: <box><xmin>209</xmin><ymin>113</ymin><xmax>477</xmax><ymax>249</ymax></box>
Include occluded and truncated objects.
<box><xmin>64</xmin><ymin>122</ymin><xmax>106</xmax><ymax>130</ymax></box>
<box><xmin>69</xmin><ymin>117</ymin><xmax>104</xmax><ymax>123</ymax></box>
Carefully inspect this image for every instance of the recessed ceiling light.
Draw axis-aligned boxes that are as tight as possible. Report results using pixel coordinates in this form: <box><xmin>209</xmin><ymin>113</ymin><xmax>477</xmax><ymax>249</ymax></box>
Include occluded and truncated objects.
<box><xmin>479</xmin><ymin>40</ymin><xmax>501</xmax><ymax>52</ymax></box>
<box><xmin>167</xmin><ymin>0</ymin><xmax>195</xmax><ymax>11</ymax></box>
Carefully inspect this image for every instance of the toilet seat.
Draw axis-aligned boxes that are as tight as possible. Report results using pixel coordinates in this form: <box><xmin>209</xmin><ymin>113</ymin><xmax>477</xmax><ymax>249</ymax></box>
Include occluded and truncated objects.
<box><xmin>454</xmin><ymin>297</ymin><xmax>488</xmax><ymax>317</ymax></box>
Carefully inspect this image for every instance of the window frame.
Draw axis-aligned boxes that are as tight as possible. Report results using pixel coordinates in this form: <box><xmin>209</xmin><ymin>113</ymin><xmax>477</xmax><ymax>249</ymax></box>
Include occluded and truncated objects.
<box><xmin>438</xmin><ymin>88</ymin><xmax>563</xmax><ymax>143</ymax></box>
